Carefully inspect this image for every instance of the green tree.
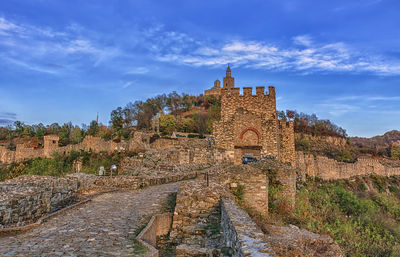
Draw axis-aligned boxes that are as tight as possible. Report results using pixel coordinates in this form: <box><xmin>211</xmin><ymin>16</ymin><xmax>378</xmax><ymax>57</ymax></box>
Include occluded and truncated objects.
<box><xmin>182</xmin><ymin>117</ymin><xmax>196</xmax><ymax>132</ymax></box>
<box><xmin>159</xmin><ymin>115</ymin><xmax>177</xmax><ymax>135</ymax></box>
<box><xmin>88</xmin><ymin>120</ymin><xmax>99</xmax><ymax>136</ymax></box>
<box><xmin>34</xmin><ymin>123</ymin><xmax>46</xmax><ymax>140</ymax></box>
<box><xmin>391</xmin><ymin>145</ymin><xmax>400</xmax><ymax>160</ymax></box>
<box><xmin>70</xmin><ymin>127</ymin><xmax>83</xmax><ymax>144</ymax></box>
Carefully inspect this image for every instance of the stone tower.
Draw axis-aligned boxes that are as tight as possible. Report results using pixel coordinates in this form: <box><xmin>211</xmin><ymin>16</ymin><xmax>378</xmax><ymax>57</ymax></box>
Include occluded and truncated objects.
<box><xmin>223</xmin><ymin>65</ymin><xmax>234</xmax><ymax>89</ymax></box>
<box><xmin>43</xmin><ymin>135</ymin><xmax>60</xmax><ymax>157</ymax></box>
<box><xmin>211</xmin><ymin>68</ymin><xmax>295</xmax><ymax>165</ymax></box>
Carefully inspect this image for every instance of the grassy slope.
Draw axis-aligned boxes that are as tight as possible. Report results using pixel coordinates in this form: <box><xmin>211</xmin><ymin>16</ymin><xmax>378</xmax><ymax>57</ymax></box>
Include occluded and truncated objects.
<box><xmin>277</xmin><ymin>176</ymin><xmax>400</xmax><ymax>256</ymax></box>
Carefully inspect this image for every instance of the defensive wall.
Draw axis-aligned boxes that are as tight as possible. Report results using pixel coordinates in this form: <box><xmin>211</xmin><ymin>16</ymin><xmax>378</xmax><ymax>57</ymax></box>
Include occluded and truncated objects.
<box><xmin>0</xmin><ymin>171</ymin><xmax>202</xmax><ymax>229</ymax></box>
<box><xmin>296</xmin><ymin>151</ymin><xmax>400</xmax><ymax>181</ymax></box>
<box><xmin>0</xmin><ymin>133</ymin><xmax>148</xmax><ymax>164</ymax></box>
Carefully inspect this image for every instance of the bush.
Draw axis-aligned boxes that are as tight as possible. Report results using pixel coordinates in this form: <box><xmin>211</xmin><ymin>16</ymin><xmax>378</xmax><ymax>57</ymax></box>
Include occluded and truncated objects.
<box><xmin>295</xmin><ymin>138</ymin><xmax>310</xmax><ymax>151</ymax></box>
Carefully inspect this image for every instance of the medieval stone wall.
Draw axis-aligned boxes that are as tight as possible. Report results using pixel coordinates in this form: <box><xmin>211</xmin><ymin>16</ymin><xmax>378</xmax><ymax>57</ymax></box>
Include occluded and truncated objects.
<box><xmin>296</xmin><ymin>151</ymin><xmax>400</xmax><ymax>181</ymax></box>
<box><xmin>216</xmin><ymin>165</ymin><xmax>269</xmax><ymax>215</ymax></box>
<box><xmin>221</xmin><ymin>197</ymin><xmax>275</xmax><ymax>256</ymax></box>
<box><xmin>0</xmin><ymin>176</ymin><xmax>79</xmax><ymax>228</ymax></box>
<box><xmin>0</xmin><ymin>133</ymin><xmax>150</xmax><ymax>164</ymax></box>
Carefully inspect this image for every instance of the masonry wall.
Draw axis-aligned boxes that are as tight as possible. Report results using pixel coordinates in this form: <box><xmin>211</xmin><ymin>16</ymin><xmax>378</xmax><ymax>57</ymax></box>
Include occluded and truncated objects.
<box><xmin>0</xmin><ymin>176</ymin><xmax>79</xmax><ymax>228</ymax></box>
<box><xmin>296</xmin><ymin>151</ymin><xmax>400</xmax><ymax>181</ymax></box>
<box><xmin>279</xmin><ymin>121</ymin><xmax>296</xmax><ymax>166</ymax></box>
<box><xmin>221</xmin><ymin>198</ymin><xmax>275</xmax><ymax>257</ymax></box>
<box><xmin>217</xmin><ymin>165</ymin><xmax>269</xmax><ymax>215</ymax></box>
<box><xmin>0</xmin><ymin>133</ymin><xmax>150</xmax><ymax>164</ymax></box>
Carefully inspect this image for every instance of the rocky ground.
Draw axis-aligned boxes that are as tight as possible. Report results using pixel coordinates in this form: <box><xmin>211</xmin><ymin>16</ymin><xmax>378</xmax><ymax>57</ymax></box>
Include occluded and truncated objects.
<box><xmin>0</xmin><ymin>182</ymin><xmax>180</xmax><ymax>257</ymax></box>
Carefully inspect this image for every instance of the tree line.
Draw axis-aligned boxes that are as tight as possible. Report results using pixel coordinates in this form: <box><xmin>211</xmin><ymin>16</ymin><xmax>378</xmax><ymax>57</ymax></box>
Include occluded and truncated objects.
<box><xmin>278</xmin><ymin>110</ymin><xmax>347</xmax><ymax>138</ymax></box>
<box><xmin>1</xmin><ymin>93</ymin><xmax>348</xmax><ymax>149</ymax></box>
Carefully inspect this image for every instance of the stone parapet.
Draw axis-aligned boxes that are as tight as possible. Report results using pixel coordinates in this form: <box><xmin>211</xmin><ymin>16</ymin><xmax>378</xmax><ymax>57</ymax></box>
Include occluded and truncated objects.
<box><xmin>221</xmin><ymin>198</ymin><xmax>275</xmax><ymax>256</ymax></box>
<box><xmin>0</xmin><ymin>176</ymin><xmax>79</xmax><ymax>228</ymax></box>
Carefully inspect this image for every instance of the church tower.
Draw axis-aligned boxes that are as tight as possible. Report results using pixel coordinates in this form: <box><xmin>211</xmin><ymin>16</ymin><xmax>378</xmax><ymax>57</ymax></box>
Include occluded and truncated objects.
<box><xmin>223</xmin><ymin>65</ymin><xmax>235</xmax><ymax>89</ymax></box>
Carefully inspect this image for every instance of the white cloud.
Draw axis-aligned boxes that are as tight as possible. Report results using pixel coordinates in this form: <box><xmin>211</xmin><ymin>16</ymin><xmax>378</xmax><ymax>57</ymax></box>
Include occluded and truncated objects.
<box><xmin>0</xmin><ymin>17</ymin><xmax>119</xmax><ymax>73</ymax></box>
<box><xmin>126</xmin><ymin>67</ymin><xmax>150</xmax><ymax>75</ymax></box>
<box><xmin>122</xmin><ymin>81</ymin><xmax>134</xmax><ymax>88</ymax></box>
<box><xmin>145</xmin><ymin>29</ymin><xmax>400</xmax><ymax>76</ymax></box>
<box><xmin>293</xmin><ymin>35</ymin><xmax>313</xmax><ymax>47</ymax></box>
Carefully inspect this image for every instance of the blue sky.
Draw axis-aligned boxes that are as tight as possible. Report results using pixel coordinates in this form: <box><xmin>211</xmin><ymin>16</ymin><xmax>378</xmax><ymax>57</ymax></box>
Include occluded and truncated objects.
<box><xmin>0</xmin><ymin>0</ymin><xmax>399</xmax><ymax>137</ymax></box>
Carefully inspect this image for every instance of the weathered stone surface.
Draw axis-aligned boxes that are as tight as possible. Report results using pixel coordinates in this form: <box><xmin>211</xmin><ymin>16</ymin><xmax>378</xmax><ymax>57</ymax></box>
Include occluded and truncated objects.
<box><xmin>171</xmin><ymin>179</ymin><xmax>227</xmax><ymax>248</ymax></box>
<box><xmin>0</xmin><ymin>182</ymin><xmax>180</xmax><ymax>256</ymax></box>
<box><xmin>210</xmin><ymin>67</ymin><xmax>295</xmax><ymax>166</ymax></box>
<box><xmin>221</xmin><ymin>198</ymin><xmax>275</xmax><ymax>257</ymax></box>
<box><xmin>296</xmin><ymin>151</ymin><xmax>400</xmax><ymax>181</ymax></box>
<box><xmin>0</xmin><ymin>176</ymin><xmax>78</xmax><ymax>228</ymax></box>
<box><xmin>263</xmin><ymin>224</ymin><xmax>343</xmax><ymax>257</ymax></box>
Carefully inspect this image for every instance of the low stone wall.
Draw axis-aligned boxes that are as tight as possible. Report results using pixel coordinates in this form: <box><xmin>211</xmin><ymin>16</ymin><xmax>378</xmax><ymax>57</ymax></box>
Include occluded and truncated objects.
<box><xmin>0</xmin><ymin>176</ymin><xmax>79</xmax><ymax>228</ymax></box>
<box><xmin>221</xmin><ymin>198</ymin><xmax>275</xmax><ymax>257</ymax></box>
<box><xmin>296</xmin><ymin>151</ymin><xmax>400</xmax><ymax>180</ymax></box>
<box><xmin>170</xmin><ymin>180</ymin><xmax>226</xmax><ymax>247</ymax></box>
<box><xmin>217</xmin><ymin>165</ymin><xmax>269</xmax><ymax>214</ymax></box>
<box><xmin>1</xmin><ymin>171</ymin><xmax>201</xmax><ymax>229</ymax></box>
<box><xmin>136</xmin><ymin>213</ymin><xmax>173</xmax><ymax>257</ymax></box>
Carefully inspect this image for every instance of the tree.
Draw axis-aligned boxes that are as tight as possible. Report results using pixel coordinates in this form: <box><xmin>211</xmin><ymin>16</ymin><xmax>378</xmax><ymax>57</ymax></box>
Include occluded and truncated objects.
<box><xmin>110</xmin><ymin>107</ymin><xmax>124</xmax><ymax>132</ymax></box>
<box><xmin>159</xmin><ymin>115</ymin><xmax>177</xmax><ymax>135</ymax></box>
<box><xmin>70</xmin><ymin>127</ymin><xmax>83</xmax><ymax>144</ymax></box>
<box><xmin>88</xmin><ymin>120</ymin><xmax>99</xmax><ymax>136</ymax></box>
<box><xmin>391</xmin><ymin>145</ymin><xmax>400</xmax><ymax>160</ymax></box>
<box><xmin>286</xmin><ymin>110</ymin><xmax>296</xmax><ymax>120</ymax></box>
<box><xmin>13</xmin><ymin>121</ymin><xmax>24</xmax><ymax>137</ymax></box>
<box><xmin>182</xmin><ymin>117</ymin><xmax>196</xmax><ymax>133</ymax></box>
<box><xmin>34</xmin><ymin>123</ymin><xmax>46</xmax><ymax>140</ymax></box>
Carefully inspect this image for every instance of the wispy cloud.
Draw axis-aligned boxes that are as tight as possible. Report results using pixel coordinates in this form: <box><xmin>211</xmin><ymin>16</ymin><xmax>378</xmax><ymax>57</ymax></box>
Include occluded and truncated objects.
<box><xmin>143</xmin><ymin>27</ymin><xmax>400</xmax><ymax>76</ymax></box>
<box><xmin>125</xmin><ymin>67</ymin><xmax>150</xmax><ymax>75</ymax></box>
<box><xmin>0</xmin><ymin>111</ymin><xmax>17</xmax><ymax>125</ymax></box>
<box><xmin>0</xmin><ymin>17</ymin><xmax>118</xmax><ymax>74</ymax></box>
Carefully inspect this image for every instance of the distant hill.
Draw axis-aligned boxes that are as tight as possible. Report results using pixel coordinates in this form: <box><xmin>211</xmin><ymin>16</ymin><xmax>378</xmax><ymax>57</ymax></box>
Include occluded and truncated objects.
<box><xmin>351</xmin><ymin>130</ymin><xmax>400</xmax><ymax>156</ymax></box>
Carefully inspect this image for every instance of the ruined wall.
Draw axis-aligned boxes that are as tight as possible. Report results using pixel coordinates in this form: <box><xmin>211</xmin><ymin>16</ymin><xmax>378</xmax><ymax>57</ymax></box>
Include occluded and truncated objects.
<box><xmin>217</xmin><ymin>165</ymin><xmax>269</xmax><ymax>215</ymax></box>
<box><xmin>0</xmin><ymin>133</ymin><xmax>153</xmax><ymax>164</ymax></box>
<box><xmin>170</xmin><ymin>180</ymin><xmax>226</xmax><ymax>247</ymax></box>
<box><xmin>138</xmin><ymin>213</ymin><xmax>173</xmax><ymax>247</ymax></box>
<box><xmin>296</xmin><ymin>151</ymin><xmax>400</xmax><ymax>181</ymax></box>
<box><xmin>221</xmin><ymin>198</ymin><xmax>275</xmax><ymax>257</ymax></box>
<box><xmin>0</xmin><ymin>176</ymin><xmax>79</xmax><ymax>228</ymax></box>
<box><xmin>279</xmin><ymin>120</ymin><xmax>296</xmax><ymax>166</ymax></box>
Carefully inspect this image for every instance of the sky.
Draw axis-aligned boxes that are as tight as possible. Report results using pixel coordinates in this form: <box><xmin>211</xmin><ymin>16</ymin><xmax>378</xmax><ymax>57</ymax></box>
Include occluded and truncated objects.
<box><xmin>0</xmin><ymin>0</ymin><xmax>399</xmax><ymax>137</ymax></box>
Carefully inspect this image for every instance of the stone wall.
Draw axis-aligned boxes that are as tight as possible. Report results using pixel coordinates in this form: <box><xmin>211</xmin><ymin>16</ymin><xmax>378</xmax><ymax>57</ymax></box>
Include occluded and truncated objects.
<box><xmin>138</xmin><ymin>213</ymin><xmax>173</xmax><ymax>247</ymax></box>
<box><xmin>221</xmin><ymin>198</ymin><xmax>275</xmax><ymax>257</ymax></box>
<box><xmin>296</xmin><ymin>151</ymin><xmax>400</xmax><ymax>181</ymax></box>
<box><xmin>279</xmin><ymin>121</ymin><xmax>296</xmax><ymax>165</ymax></box>
<box><xmin>0</xmin><ymin>176</ymin><xmax>79</xmax><ymax>228</ymax></box>
<box><xmin>0</xmin><ymin>133</ymin><xmax>150</xmax><ymax>164</ymax></box>
<box><xmin>170</xmin><ymin>180</ymin><xmax>226</xmax><ymax>247</ymax></box>
<box><xmin>216</xmin><ymin>165</ymin><xmax>269</xmax><ymax>215</ymax></box>
<box><xmin>295</xmin><ymin>133</ymin><xmax>347</xmax><ymax>148</ymax></box>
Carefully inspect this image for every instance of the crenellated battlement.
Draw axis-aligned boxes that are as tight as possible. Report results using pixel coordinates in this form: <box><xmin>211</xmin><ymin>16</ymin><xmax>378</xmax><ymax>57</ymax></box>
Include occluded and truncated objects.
<box><xmin>221</xmin><ymin>86</ymin><xmax>276</xmax><ymax>99</ymax></box>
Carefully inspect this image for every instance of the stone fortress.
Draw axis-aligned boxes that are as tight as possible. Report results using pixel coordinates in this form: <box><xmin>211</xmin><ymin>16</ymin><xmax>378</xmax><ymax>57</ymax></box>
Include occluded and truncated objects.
<box><xmin>2</xmin><ymin>67</ymin><xmax>400</xmax><ymax>256</ymax></box>
<box><xmin>207</xmin><ymin>66</ymin><xmax>295</xmax><ymax>165</ymax></box>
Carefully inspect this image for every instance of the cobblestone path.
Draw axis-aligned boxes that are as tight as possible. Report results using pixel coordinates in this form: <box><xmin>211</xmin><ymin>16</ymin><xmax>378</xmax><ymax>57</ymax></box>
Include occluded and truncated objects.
<box><xmin>0</xmin><ymin>182</ymin><xmax>180</xmax><ymax>257</ymax></box>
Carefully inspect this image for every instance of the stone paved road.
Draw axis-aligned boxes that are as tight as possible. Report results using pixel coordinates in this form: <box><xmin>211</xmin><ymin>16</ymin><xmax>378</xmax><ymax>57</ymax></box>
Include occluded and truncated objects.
<box><xmin>0</xmin><ymin>182</ymin><xmax>180</xmax><ymax>257</ymax></box>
